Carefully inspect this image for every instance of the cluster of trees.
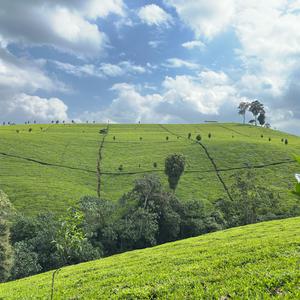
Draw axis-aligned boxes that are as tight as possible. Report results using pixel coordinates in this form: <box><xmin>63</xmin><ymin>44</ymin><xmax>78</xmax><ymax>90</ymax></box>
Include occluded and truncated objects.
<box><xmin>1</xmin><ymin>166</ymin><xmax>298</xmax><ymax>282</ymax></box>
<box><xmin>238</xmin><ymin>100</ymin><xmax>269</xmax><ymax>127</ymax></box>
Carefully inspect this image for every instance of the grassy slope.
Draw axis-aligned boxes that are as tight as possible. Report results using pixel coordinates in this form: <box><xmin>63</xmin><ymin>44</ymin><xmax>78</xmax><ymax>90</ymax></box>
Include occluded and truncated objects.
<box><xmin>0</xmin><ymin>123</ymin><xmax>299</xmax><ymax>215</ymax></box>
<box><xmin>1</xmin><ymin>217</ymin><xmax>299</xmax><ymax>299</ymax></box>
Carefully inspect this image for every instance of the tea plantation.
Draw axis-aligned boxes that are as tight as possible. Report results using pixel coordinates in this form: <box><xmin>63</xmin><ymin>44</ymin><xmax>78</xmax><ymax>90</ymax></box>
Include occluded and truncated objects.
<box><xmin>0</xmin><ymin>217</ymin><xmax>299</xmax><ymax>299</ymax></box>
<box><xmin>0</xmin><ymin>123</ymin><xmax>299</xmax><ymax>215</ymax></box>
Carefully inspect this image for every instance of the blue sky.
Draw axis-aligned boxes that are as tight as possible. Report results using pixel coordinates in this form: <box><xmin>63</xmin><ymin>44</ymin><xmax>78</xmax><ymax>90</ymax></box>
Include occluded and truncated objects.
<box><xmin>0</xmin><ymin>0</ymin><xmax>299</xmax><ymax>134</ymax></box>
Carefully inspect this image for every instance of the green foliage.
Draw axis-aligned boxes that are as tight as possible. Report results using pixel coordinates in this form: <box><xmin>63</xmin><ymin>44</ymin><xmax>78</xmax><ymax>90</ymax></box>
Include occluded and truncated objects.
<box><xmin>54</xmin><ymin>209</ymin><xmax>98</xmax><ymax>266</ymax></box>
<box><xmin>11</xmin><ymin>242</ymin><xmax>41</xmax><ymax>280</ymax></box>
<box><xmin>0</xmin><ymin>191</ymin><xmax>13</xmax><ymax>282</ymax></box>
<box><xmin>165</xmin><ymin>154</ymin><xmax>186</xmax><ymax>191</ymax></box>
<box><xmin>216</xmin><ymin>170</ymin><xmax>283</xmax><ymax>227</ymax></box>
<box><xmin>1</xmin><ymin>217</ymin><xmax>300</xmax><ymax>299</ymax></box>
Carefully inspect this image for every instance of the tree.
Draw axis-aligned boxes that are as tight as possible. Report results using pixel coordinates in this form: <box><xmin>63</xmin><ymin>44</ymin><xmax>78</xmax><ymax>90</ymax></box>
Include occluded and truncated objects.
<box><xmin>257</xmin><ymin>113</ymin><xmax>266</xmax><ymax>126</ymax></box>
<box><xmin>249</xmin><ymin>100</ymin><xmax>265</xmax><ymax>126</ymax></box>
<box><xmin>238</xmin><ymin>101</ymin><xmax>250</xmax><ymax>124</ymax></box>
<box><xmin>0</xmin><ymin>191</ymin><xmax>13</xmax><ymax>282</ymax></box>
<box><xmin>165</xmin><ymin>154</ymin><xmax>185</xmax><ymax>191</ymax></box>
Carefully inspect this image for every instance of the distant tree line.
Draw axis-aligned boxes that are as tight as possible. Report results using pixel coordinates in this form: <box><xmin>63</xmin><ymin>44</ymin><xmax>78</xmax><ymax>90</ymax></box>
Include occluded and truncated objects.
<box><xmin>1</xmin><ymin>157</ymin><xmax>299</xmax><ymax>282</ymax></box>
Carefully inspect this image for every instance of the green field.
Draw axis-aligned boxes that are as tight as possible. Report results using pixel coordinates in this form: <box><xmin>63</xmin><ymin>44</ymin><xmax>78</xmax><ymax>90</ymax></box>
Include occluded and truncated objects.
<box><xmin>1</xmin><ymin>217</ymin><xmax>299</xmax><ymax>299</ymax></box>
<box><xmin>0</xmin><ymin>123</ymin><xmax>299</xmax><ymax>215</ymax></box>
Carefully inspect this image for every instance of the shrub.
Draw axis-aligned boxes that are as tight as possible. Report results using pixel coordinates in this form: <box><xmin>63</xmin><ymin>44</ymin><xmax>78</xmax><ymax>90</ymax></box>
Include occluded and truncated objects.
<box><xmin>208</xmin><ymin>133</ymin><xmax>212</xmax><ymax>139</ymax></box>
<box><xmin>285</xmin><ymin>139</ymin><xmax>288</xmax><ymax>145</ymax></box>
<box><xmin>16</xmin><ymin>130</ymin><xmax>19</xmax><ymax>134</ymax></box>
<box><xmin>166</xmin><ymin>136</ymin><xmax>169</xmax><ymax>141</ymax></box>
<box><xmin>195</xmin><ymin>134</ymin><xmax>202</xmax><ymax>142</ymax></box>
<box><xmin>153</xmin><ymin>162</ymin><xmax>158</xmax><ymax>168</ymax></box>
<box><xmin>118</xmin><ymin>165</ymin><xmax>123</xmax><ymax>172</ymax></box>
<box><xmin>188</xmin><ymin>133</ymin><xmax>191</xmax><ymax>139</ymax></box>
<box><xmin>140</xmin><ymin>137</ymin><xmax>143</xmax><ymax>141</ymax></box>
<box><xmin>28</xmin><ymin>128</ymin><xmax>32</xmax><ymax>132</ymax></box>
<box><xmin>281</xmin><ymin>138</ymin><xmax>284</xmax><ymax>142</ymax></box>
<box><xmin>261</xmin><ymin>134</ymin><xmax>264</xmax><ymax>138</ymax></box>
<box><xmin>113</xmin><ymin>136</ymin><xmax>116</xmax><ymax>140</ymax></box>
<box><xmin>269</xmin><ymin>137</ymin><xmax>271</xmax><ymax>142</ymax></box>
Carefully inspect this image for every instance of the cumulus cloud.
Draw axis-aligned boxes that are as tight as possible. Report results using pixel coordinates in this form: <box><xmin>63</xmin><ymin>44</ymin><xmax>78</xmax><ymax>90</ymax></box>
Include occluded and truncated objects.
<box><xmin>0</xmin><ymin>0</ymin><xmax>126</xmax><ymax>57</ymax></box>
<box><xmin>138</xmin><ymin>4</ymin><xmax>173</xmax><ymax>27</ymax></box>
<box><xmin>164</xmin><ymin>0</ymin><xmax>234</xmax><ymax>39</ymax></box>
<box><xmin>81</xmin><ymin>70</ymin><xmax>243</xmax><ymax>123</ymax></box>
<box><xmin>1</xmin><ymin>94</ymin><xmax>68</xmax><ymax>123</ymax></box>
<box><xmin>0</xmin><ymin>45</ymin><xmax>69</xmax><ymax>122</ymax></box>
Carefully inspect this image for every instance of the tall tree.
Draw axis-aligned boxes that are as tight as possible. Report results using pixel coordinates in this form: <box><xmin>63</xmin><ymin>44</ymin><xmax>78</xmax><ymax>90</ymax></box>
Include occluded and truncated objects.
<box><xmin>165</xmin><ymin>154</ymin><xmax>185</xmax><ymax>192</ymax></box>
<box><xmin>0</xmin><ymin>191</ymin><xmax>13</xmax><ymax>282</ymax></box>
<box><xmin>249</xmin><ymin>100</ymin><xmax>265</xmax><ymax>126</ymax></box>
<box><xmin>257</xmin><ymin>113</ymin><xmax>266</xmax><ymax>126</ymax></box>
<box><xmin>238</xmin><ymin>101</ymin><xmax>250</xmax><ymax>124</ymax></box>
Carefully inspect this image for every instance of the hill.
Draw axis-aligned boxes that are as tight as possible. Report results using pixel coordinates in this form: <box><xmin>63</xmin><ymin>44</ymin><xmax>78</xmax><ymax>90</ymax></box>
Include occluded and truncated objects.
<box><xmin>0</xmin><ymin>123</ymin><xmax>299</xmax><ymax>215</ymax></box>
<box><xmin>0</xmin><ymin>217</ymin><xmax>299</xmax><ymax>299</ymax></box>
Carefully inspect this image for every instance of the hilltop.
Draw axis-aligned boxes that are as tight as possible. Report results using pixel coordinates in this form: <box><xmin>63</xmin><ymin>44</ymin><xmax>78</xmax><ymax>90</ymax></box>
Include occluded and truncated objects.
<box><xmin>0</xmin><ymin>123</ymin><xmax>299</xmax><ymax>215</ymax></box>
<box><xmin>0</xmin><ymin>217</ymin><xmax>299</xmax><ymax>299</ymax></box>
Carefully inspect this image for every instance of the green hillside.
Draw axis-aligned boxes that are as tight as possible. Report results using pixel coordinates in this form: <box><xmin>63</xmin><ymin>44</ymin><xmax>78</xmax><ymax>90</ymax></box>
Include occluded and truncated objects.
<box><xmin>0</xmin><ymin>123</ymin><xmax>299</xmax><ymax>215</ymax></box>
<box><xmin>1</xmin><ymin>217</ymin><xmax>299</xmax><ymax>299</ymax></box>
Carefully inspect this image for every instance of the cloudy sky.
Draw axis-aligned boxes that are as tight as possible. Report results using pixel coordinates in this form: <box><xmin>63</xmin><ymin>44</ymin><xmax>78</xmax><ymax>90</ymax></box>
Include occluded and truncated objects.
<box><xmin>0</xmin><ymin>0</ymin><xmax>299</xmax><ymax>134</ymax></box>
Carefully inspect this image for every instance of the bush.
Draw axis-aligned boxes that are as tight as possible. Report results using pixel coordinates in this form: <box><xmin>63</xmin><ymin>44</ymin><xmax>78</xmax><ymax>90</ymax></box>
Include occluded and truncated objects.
<box><xmin>208</xmin><ymin>133</ymin><xmax>212</xmax><ymax>139</ymax></box>
<box><xmin>11</xmin><ymin>242</ymin><xmax>41</xmax><ymax>280</ymax></box>
<box><xmin>285</xmin><ymin>139</ymin><xmax>288</xmax><ymax>145</ymax></box>
<box><xmin>28</xmin><ymin>128</ymin><xmax>32</xmax><ymax>133</ymax></box>
<box><xmin>196</xmin><ymin>134</ymin><xmax>202</xmax><ymax>142</ymax></box>
<box><xmin>16</xmin><ymin>130</ymin><xmax>19</xmax><ymax>134</ymax></box>
<box><xmin>153</xmin><ymin>162</ymin><xmax>158</xmax><ymax>168</ymax></box>
<box><xmin>118</xmin><ymin>165</ymin><xmax>123</xmax><ymax>172</ymax></box>
<box><xmin>188</xmin><ymin>133</ymin><xmax>191</xmax><ymax>139</ymax></box>
<box><xmin>269</xmin><ymin>137</ymin><xmax>271</xmax><ymax>141</ymax></box>
<box><xmin>166</xmin><ymin>136</ymin><xmax>169</xmax><ymax>141</ymax></box>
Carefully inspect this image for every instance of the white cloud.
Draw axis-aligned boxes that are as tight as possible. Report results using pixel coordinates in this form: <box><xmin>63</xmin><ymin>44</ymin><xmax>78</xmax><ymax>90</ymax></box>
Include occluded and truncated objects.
<box><xmin>1</xmin><ymin>94</ymin><xmax>68</xmax><ymax>122</ymax></box>
<box><xmin>0</xmin><ymin>0</ymin><xmax>126</xmax><ymax>58</ymax></box>
<box><xmin>182</xmin><ymin>40</ymin><xmax>206</xmax><ymax>50</ymax></box>
<box><xmin>81</xmin><ymin>70</ymin><xmax>242</xmax><ymax>123</ymax></box>
<box><xmin>163</xmin><ymin>58</ymin><xmax>200</xmax><ymax>70</ymax></box>
<box><xmin>54</xmin><ymin>61</ymin><xmax>147</xmax><ymax>78</ymax></box>
<box><xmin>164</xmin><ymin>0</ymin><xmax>234</xmax><ymax>39</ymax></box>
<box><xmin>0</xmin><ymin>46</ymin><xmax>69</xmax><ymax>122</ymax></box>
<box><xmin>138</xmin><ymin>4</ymin><xmax>173</xmax><ymax>27</ymax></box>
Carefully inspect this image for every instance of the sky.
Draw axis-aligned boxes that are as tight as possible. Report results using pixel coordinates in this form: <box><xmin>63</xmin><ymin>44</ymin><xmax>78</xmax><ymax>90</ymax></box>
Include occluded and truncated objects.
<box><xmin>0</xmin><ymin>0</ymin><xmax>299</xmax><ymax>135</ymax></box>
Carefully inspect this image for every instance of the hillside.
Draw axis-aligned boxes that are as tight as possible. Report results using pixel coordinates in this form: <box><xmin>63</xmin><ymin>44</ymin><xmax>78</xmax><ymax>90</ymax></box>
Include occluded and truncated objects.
<box><xmin>0</xmin><ymin>217</ymin><xmax>299</xmax><ymax>299</ymax></box>
<box><xmin>0</xmin><ymin>123</ymin><xmax>299</xmax><ymax>215</ymax></box>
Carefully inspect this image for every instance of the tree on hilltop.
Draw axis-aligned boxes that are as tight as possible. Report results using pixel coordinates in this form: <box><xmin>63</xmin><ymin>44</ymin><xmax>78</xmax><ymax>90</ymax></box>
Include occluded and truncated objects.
<box><xmin>249</xmin><ymin>100</ymin><xmax>265</xmax><ymax>126</ymax></box>
<box><xmin>238</xmin><ymin>101</ymin><xmax>250</xmax><ymax>124</ymax></box>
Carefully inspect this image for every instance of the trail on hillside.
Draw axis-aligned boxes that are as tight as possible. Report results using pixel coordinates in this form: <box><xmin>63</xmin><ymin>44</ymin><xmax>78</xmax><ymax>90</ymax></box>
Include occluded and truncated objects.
<box><xmin>217</xmin><ymin>124</ymin><xmax>251</xmax><ymax>137</ymax></box>
<box><xmin>158</xmin><ymin>124</ymin><xmax>234</xmax><ymax>201</ymax></box>
<box><xmin>0</xmin><ymin>152</ymin><xmax>96</xmax><ymax>174</ymax></box>
<box><xmin>96</xmin><ymin>124</ymin><xmax>110</xmax><ymax>198</ymax></box>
